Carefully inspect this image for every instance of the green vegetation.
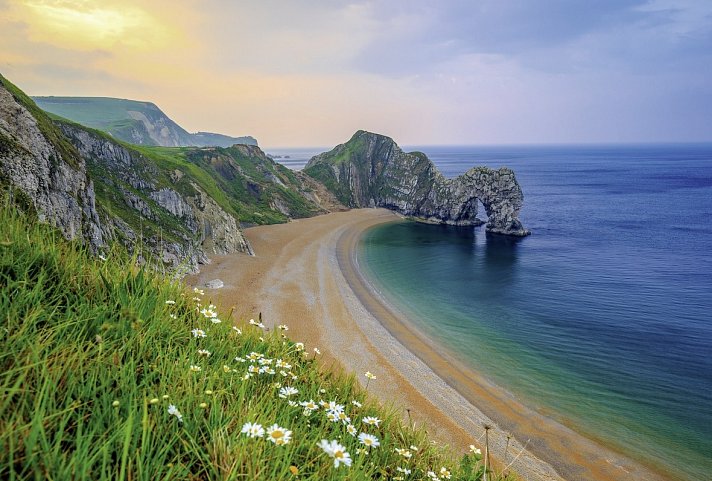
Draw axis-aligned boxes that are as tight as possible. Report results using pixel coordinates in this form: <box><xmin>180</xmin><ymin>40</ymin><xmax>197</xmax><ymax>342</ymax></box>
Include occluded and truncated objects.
<box><xmin>0</xmin><ymin>75</ymin><xmax>81</xmax><ymax>168</ymax></box>
<box><xmin>0</xmin><ymin>201</ymin><xmax>499</xmax><ymax>481</ymax></box>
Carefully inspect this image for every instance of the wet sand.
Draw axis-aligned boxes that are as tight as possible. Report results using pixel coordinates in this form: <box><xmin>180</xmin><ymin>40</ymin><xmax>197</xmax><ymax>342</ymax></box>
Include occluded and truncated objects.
<box><xmin>189</xmin><ymin>208</ymin><xmax>667</xmax><ymax>481</ymax></box>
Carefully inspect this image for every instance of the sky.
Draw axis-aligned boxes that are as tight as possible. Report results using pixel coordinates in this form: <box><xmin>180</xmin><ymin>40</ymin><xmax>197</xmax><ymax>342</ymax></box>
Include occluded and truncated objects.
<box><xmin>1</xmin><ymin>0</ymin><xmax>711</xmax><ymax>147</ymax></box>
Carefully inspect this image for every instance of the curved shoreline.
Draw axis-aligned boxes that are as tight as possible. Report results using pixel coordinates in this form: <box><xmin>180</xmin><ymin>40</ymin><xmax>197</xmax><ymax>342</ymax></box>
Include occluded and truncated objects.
<box><xmin>190</xmin><ymin>208</ymin><xmax>667</xmax><ymax>481</ymax></box>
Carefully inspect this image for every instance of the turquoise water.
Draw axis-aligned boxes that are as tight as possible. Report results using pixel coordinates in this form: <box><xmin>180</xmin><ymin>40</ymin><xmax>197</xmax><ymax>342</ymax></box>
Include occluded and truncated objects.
<box><xmin>357</xmin><ymin>145</ymin><xmax>712</xmax><ymax>481</ymax></box>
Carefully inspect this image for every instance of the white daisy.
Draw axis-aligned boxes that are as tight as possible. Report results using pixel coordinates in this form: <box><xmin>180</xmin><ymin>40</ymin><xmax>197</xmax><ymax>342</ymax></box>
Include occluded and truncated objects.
<box><xmin>358</xmin><ymin>432</ymin><xmax>380</xmax><ymax>448</ymax></box>
<box><xmin>318</xmin><ymin>439</ymin><xmax>352</xmax><ymax>468</ymax></box>
<box><xmin>241</xmin><ymin>422</ymin><xmax>264</xmax><ymax>438</ymax></box>
<box><xmin>279</xmin><ymin>386</ymin><xmax>299</xmax><ymax>398</ymax></box>
<box><xmin>266</xmin><ymin>424</ymin><xmax>292</xmax><ymax>445</ymax></box>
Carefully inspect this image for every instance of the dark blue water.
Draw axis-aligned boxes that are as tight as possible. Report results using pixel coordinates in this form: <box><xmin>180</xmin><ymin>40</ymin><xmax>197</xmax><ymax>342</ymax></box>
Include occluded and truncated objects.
<box><xmin>355</xmin><ymin>144</ymin><xmax>712</xmax><ymax>481</ymax></box>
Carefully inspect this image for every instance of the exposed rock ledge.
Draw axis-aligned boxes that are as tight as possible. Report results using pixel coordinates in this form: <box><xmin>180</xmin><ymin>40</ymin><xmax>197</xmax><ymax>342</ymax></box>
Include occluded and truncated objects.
<box><xmin>304</xmin><ymin>130</ymin><xmax>530</xmax><ymax>236</ymax></box>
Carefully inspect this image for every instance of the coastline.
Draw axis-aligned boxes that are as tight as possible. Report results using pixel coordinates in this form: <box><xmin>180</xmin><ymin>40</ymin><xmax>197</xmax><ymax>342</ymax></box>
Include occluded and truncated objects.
<box><xmin>188</xmin><ymin>208</ymin><xmax>667</xmax><ymax>481</ymax></box>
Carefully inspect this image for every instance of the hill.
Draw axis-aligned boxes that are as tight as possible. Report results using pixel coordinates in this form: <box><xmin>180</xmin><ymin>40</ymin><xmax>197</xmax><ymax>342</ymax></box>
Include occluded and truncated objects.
<box><xmin>33</xmin><ymin>96</ymin><xmax>258</xmax><ymax>148</ymax></box>
<box><xmin>1</xmin><ymin>74</ymin><xmax>341</xmax><ymax>273</ymax></box>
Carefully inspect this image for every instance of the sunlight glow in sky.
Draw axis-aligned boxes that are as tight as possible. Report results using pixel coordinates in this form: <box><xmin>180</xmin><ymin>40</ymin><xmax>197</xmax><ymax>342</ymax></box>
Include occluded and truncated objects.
<box><xmin>1</xmin><ymin>0</ymin><xmax>710</xmax><ymax>147</ymax></box>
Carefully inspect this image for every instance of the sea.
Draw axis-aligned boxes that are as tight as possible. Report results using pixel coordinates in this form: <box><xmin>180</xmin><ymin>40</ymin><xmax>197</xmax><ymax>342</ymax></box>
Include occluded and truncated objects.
<box><xmin>270</xmin><ymin>144</ymin><xmax>712</xmax><ymax>481</ymax></box>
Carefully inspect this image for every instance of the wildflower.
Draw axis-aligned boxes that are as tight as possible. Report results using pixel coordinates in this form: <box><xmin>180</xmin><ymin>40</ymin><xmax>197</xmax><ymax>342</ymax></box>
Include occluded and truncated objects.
<box><xmin>165</xmin><ymin>300</ymin><xmax>176</xmax><ymax>305</ymax></box>
<box><xmin>362</xmin><ymin>416</ymin><xmax>381</xmax><ymax>427</ymax></box>
<box><xmin>469</xmin><ymin>444</ymin><xmax>481</xmax><ymax>455</ymax></box>
<box><xmin>396</xmin><ymin>467</ymin><xmax>412</xmax><ymax>475</ymax></box>
<box><xmin>197</xmin><ymin>349</ymin><xmax>211</xmax><ymax>357</ymax></box>
<box><xmin>204</xmin><ymin>390</ymin><xmax>213</xmax><ymax>395</ymax></box>
<box><xmin>167</xmin><ymin>404</ymin><xmax>183</xmax><ymax>423</ymax></box>
<box><xmin>346</xmin><ymin>424</ymin><xmax>357</xmax><ymax>436</ymax></box>
<box><xmin>358</xmin><ymin>432</ymin><xmax>380</xmax><ymax>448</ymax></box>
<box><xmin>410</xmin><ymin>445</ymin><xmax>418</xmax><ymax>451</ymax></box>
<box><xmin>266</xmin><ymin>424</ymin><xmax>292</xmax><ymax>445</ymax></box>
<box><xmin>98</xmin><ymin>254</ymin><xmax>107</xmax><ymax>261</ymax></box>
<box><xmin>294</xmin><ymin>342</ymin><xmax>305</xmax><ymax>351</ymax></box>
<box><xmin>193</xmin><ymin>287</ymin><xmax>204</xmax><ymax>296</ymax></box>
<box><xmin>313</xmin><ymin>347</ymin><xmax>321</xmax><ymax>355</ymax></box>
<box><xmin>223</xmin><ymin>364</ymin><xmax>232</xmax><ymax>373</ymax></box>
<box><xmin>338</xmin><ymin>412</ymin><xmax>351</xmax><ymax>424</ymax></box>
<box><xmin>241</xmin><ymin>422</ymin><xmax>264</xmax><ymax>438</ymax></box>
<box><xmin>300</xmin><ymin>399</ymin><xmax>319</xmax><ymax>410</ymax></box>
<box><xmin>258</xmin><ymin>357</ymin><xmax>273</xmax><ymax>365</ymax></box>
<box><xmin>248</xmin><ymin>365</ymin><xmax>260</xmax><ymax>374</ymax></box>
<box><xmin>249</xmin><ymin>318</ymin><xmax>265</xmax><ymax>328</ymax></box>
<box><xmin>232</xmin><ymin>326</ymin><xmax>242</xmax><ymax>334</ymax></box>
<box><xmin>190</xmin><ymin>365</ymin><xmax>202</xmax><ymax>372</ymax></box>
<box><xmin>162</xmin><ymin>395</ymin><xmax>169</xmax><ymax>400</ymax></box>
<box><xmin>235</xmin><ymin>356</ymin><xmax>247</xmax><ymax>363</ymax></box>
<box><xmin>288</xmin><ymin>400</ymin><xmax>299</xmax><ymax>407</ymax></box>
<box><xmin>275</xmin><ymin>359</ymin><xmax>291</xmax><ymax>369</ymax></box>
<box><xmin>279</xmin><ymin>386</ymin><xmax>299</xmax><ymax>398</ymax></box>
<box><xmin>351</xmin><ymin>400</ymin><xmax>362</xmax><ymax>408</ymax></box>
<box><xmin>439</xmin><ymin>467</ymin><xmax>452</xmax><ymax>479</ymax></box>
<box><xmin>247</xmin><ymin>352</ymin><xmax>264</xmax><ymax>361</ymax></box>
<box><xmin>210</xmin><ymin>318</ymin><xmax>221</xmax><ymax>324</ymax></box>
<box><xmin>242</xmin><ymin>373</ymin><xmax>252</xmax><ymax>380</ymax></box>
<box><xmin>318</xmin><ymin>439</ymin><xmax>352</xmax><ymax>468</ymax></box>
<box><xmin>326</xmin><ymin>412</ymin><xmax>339</xmax><ymax>422</ymax></box>
<box><xmin>192</xmin><ymin>296</ymin><xmax>202</xmax><ymax>302</ymax></box>
<box><xmin>395</xmin><ymin>448</ymin><xmax>413</xmax><ymax>458</ymax></box>
<box><xmin>289</xmin><ymin>465</ymin><xmax>299</xmax><ymax>475</ymax></box>
<box><xmin>325</xmin><ymin>401</ymin><xmax>344</xmax><ymax>414</ymax></box>
<box><xmin>199</xmin><ymin>402</ymin><xmax>208</xmax><ymax>408</ymax></box>
<box><xmin>112</xmin><ymin>400</ymin><xmax>120</xmax><ymax>407</ymax></box>
<box><xmin>169</xmin><ymin>314</ymin><xmax>177</xmax><ymax>319</ymax></box>
<box><xmin>365</xmin><ymin>371</ymin><xmax>376</xmax><ymax>380</ymax></box>
<box><xmin>278</xmin><ymin>324</ymin><xmax>289</xmax><ymax>331</ymax></box>
<box><xmin>427</xmin><ymin>471</ymin><xmax>438</xmax><ymax>480</ymax></box>
<box><xmin>356</xmin><ymin>447</ymin><xmax>368</xmax><ymax>455</ymax></box>
<box><xmin>191</xmin><ymin>328</ymin><xmax>206</xmax><ymax>338</ymax></box>
<box><xmin>149</xmin><ymin>398</ymin><xmax>159</xmax><ymax>404</ymax></box>
<box><xmin>319</xmin><ymin>388</ymin><xmax>326</xmax><ymax>394</ymax></box>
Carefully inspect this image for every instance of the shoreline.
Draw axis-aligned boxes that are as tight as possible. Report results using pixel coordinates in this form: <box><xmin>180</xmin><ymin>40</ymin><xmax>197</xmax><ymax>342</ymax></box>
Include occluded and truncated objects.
<box><xmin>189</xmin><ymin>208</ymin><xmax>667</xmax><ymax>481</ymax></box>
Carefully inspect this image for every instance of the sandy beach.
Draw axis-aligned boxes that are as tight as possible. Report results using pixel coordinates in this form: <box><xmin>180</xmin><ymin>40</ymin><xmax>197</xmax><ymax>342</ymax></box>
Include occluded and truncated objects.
<box><xmin>189</xmin><ymin>208</ymin><xmax>667</xmax><ymax>481</ymax></box>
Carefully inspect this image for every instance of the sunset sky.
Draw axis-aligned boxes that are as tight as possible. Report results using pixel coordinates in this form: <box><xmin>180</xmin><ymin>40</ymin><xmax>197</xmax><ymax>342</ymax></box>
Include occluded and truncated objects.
<box><xmin>1</xmin><ymin>0</ymin><xmax>711</xmax><ymax>147</ymax></box>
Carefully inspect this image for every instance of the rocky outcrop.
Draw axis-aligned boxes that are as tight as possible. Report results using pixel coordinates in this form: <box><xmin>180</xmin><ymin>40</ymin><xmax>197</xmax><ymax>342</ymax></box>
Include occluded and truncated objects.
<box><xmin>305</xmin><ymin>131</ymin><xmax>530</xmax><ymax>236</ymax></box>
<box><xmin>0</xmin><ymin>79</ymin><xmax>104</xmax><ymax>249</ymax></box>
<box><xmin>0</xmin><ymin>74</ymin><xmax>257</xmax><ymax>273</ymax></box>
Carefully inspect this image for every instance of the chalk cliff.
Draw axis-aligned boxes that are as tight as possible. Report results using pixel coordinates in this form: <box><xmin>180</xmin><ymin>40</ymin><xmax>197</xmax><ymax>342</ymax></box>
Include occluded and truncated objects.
<box><xmin>304</xmin><ymin>130</ymin><xmax>530</xmax><ymax>236</ymax></box>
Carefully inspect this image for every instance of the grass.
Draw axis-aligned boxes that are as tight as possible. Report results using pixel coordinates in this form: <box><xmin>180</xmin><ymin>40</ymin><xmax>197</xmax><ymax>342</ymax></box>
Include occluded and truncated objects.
<box><xmin>0</xmin><ymin>200</ymin><xmax>504</xmax><ymax>480</ymax></box>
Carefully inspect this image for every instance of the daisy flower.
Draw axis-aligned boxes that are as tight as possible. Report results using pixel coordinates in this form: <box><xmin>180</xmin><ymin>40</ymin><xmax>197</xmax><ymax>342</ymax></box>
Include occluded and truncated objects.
<box><xmin>439</xmin><ymin>467</ymin><xmax>452</xmax><ymax>479</ymax></box>
<box><xmin>241</xmin><ymin>422</ymin><xmax>264</xmax><ymax>438</ymax></box>
<box><xmin>279</xmin><ymin>386</ymin><xmax>299</xmax><ymax>398</ymax></box>
<box><xmin>278</xmin><ymin>324</ymin><xmax>289</xmax><ymax>331</ymax></box>
<box><xmin>197</xmin><ymin>349</ymin><xmax>211</xmax><ymax>357</ymax></box>
<box><xmin>351</xmin><ymin>400</ymin><xmax>362</xmax><ymax>408</ymax></box>
<box><xmin>189</xmin><ymin>365</ymin><xmax>201</xmax><ymax>372</ymax></box>
<box><xmin>167</xmin><ymin>404</ymin><xmax>183</xmax><ymax>423</ymax></box>
<box><xmin>300</xmin><ymin>399</ymin><xmax>319</xmax><ymax>411</ymax></box>
<box><xmin>191</xmin><ymin>328</ymin><xmax>206</xmax><ymax>338</ymax></box>
<box><xmin>165</xmin><ymin>300</ymin><xmax>176</xmax><ymax>305</ymax></box>
<box><xmin>294</xmin><ymin>342</ymin><xmax>305</xmax><ymax>351</ymax></box>
<box><xmin>469</xmin><ymin>444</ymin><xmax>481</xmax><ymax>455</ymax></box>
<box><xmin>364</xmin><ymin>371</ymin><xmax>377</xmax><ymax>380</ymax></box>
<box><xmin>346</xmin><ymin>424</ymin><xmax>357</xmax><ymax>436</ymax></box>
<box><xmin>232</xmin><ymin>326</ymin><xmax>242</xmax><ymax>334</ymax></box>
<box><xmin>362</xmin><ymin>416</ymin><xmax>381</xmax><ymax>427</ymax></box>
<box><xmin>395</xmin><ymin>448</ymin><xmax>413</xmax><ymax>458</ymax></box>
<box><xmin>318</xmin><ymin>439</ymin><xmax>352</xmax><ymax>468</ymax></box>
<box><xmin>358</xmin><ymin>432</ymin><xmax>380</xmax><ymax>448</ymax></box>
<box><xmin>266</xmin><ymin>424</ymin><xmax>292</xmax><ymax>445</ymax></box>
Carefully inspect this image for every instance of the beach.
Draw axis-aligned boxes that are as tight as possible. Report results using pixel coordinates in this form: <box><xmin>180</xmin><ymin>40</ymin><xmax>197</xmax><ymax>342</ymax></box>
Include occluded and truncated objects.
<box><xmin>188</xmin><ymin>208</ymin><xmax>667</xmax><ymax>481</ymax></box>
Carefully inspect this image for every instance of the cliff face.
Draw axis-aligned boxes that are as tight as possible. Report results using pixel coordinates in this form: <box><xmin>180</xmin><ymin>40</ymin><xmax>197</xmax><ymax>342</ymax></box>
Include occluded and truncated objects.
<box><xmin>1</xmin><ymin>75</ymin><xmax>338</xmax><ymax>273</ymax></box>
<box><xmin>0</xmin><ymin>78</ymin><xmax>104</xmax><ymax>249</ymax></box>
<box><xmin>305</xmin><ymin>130</ymin><xmax>530</xmax><ymax>236</ymax></box>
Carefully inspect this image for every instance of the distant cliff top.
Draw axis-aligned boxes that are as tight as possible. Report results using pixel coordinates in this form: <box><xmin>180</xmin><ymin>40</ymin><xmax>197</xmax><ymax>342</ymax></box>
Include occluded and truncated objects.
<box><xmin>32</xmin><ymin>96</ymin><xmax>257</xmax><ymax>148</ymax></box>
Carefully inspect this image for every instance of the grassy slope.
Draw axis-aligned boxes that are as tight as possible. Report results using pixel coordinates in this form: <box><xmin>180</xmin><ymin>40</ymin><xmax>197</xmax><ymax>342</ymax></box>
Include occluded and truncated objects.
<box><xmin>0</xmin><ymin>202</ymin><xmax>494</xmax><ymax>481</ymax></box>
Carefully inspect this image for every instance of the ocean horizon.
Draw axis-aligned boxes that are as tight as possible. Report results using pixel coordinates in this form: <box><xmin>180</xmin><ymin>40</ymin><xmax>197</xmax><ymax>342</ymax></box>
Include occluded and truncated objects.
<box><xmin>278</xmin><ymin>143</ymin><xmax>712</xmax><ymax>481</ymax></box>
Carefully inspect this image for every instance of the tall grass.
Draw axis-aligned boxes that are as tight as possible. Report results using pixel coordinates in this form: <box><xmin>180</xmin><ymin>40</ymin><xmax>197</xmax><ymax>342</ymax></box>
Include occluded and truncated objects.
<box><xmin>0</xmin><ymin>202</ymin><xmax>496</xmax><ymax>480</ymax></box>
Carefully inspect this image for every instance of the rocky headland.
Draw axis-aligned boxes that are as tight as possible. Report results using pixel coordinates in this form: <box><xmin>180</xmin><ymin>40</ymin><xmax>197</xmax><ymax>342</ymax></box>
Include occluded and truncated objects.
<box><xmin>305</xmin><ymin>130</ymin><xmax>530</xmax><ymax>236</ymax></box>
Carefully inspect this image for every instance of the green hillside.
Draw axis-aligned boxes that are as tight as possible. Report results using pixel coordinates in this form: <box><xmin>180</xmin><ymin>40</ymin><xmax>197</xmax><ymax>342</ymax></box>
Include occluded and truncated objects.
<box><xmin>0</xmin><ymin>201</ymin><xmax>491</xmax><ymax>481</ymax></box>
<box><xmin>34</xmin><ymin>96</ymin><xmax>257</xmax><ymax>148</ymax></box>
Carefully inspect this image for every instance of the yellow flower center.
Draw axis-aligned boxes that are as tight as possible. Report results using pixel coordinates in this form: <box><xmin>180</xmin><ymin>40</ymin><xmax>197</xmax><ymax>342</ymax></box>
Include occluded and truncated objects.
<box><xmin>335</xmin><ymin>450</ymin><xmax>344</xmax><ymax>459</ymax></box>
